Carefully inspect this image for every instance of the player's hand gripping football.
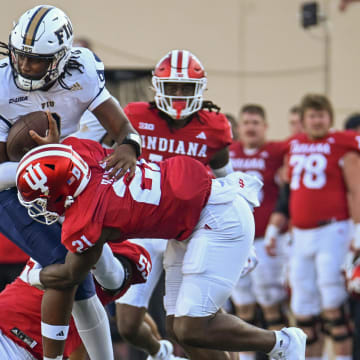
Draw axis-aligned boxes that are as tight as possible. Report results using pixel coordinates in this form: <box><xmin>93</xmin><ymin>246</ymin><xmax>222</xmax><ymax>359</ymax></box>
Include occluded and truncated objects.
<box><xmin>29</xmin><ymin>111</ymin><xmax>60</xmax><ymax>145</ymax></box>
<box><xmin>100</xmin><ymin>143</ymin><xmax>137</xmax><ymax>181</ymax></box>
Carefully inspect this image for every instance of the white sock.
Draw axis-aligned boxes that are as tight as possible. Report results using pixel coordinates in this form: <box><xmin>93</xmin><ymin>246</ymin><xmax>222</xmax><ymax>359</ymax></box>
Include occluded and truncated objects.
<box><xmin>335</xmin><ymin>356</ymin><xmax>352</xmax><ymax>360</ymax></box>
<box><xmin>72</xmin><ymin>295</ymin><xmax>114</xmax><ymax>360</ymax></box>
<box><xmin>268</xmin><ymin>330</ymin><xmax>290</xmax><ymax>355</ymax></box>
<box><xmin>152</xmin><ymin>340</ymin><xmax>173</xmax><ymax>359</ymax></box>
<box><xmin>239</xmin><ymin>353</ymin><xmax>255</xmax><ymax>360</ymax></box>
<box><xmin>43</xmin><ymin>357</ymin><xmax>63</xmax><ymax>360</ymax></box>
<box><xmin>91</xmin><ymin>243</ymin><xmax>125</xmax><ymax>289</ymax></box>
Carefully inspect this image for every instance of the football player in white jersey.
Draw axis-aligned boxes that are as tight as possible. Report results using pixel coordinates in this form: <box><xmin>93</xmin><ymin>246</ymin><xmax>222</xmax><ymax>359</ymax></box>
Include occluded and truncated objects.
<box><xmin>0</xmin><ymin>5</ymin><xmax>141</xmax><ymax>360</ymax></box>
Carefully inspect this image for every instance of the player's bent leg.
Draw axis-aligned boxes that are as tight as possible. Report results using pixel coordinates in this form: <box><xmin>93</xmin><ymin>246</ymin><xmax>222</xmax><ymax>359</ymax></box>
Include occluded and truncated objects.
<box><xmin>321</xmin><ymin>306</ymin><xmax>353</xmax><ymax>357</ymax></box>
<box><xmin>116</xmin><ymin>305</ymin><xmax>159</xmax><ymax>353</ymax></box>
<box><xmin>167</xmin><ymin>313</ymin><xmax>230</xmax><ymax>360</ymax></box>
<box><xmin>116</xmin><ymin>238</ymin><xmax>173</xmax><ymax>359</ymax></box>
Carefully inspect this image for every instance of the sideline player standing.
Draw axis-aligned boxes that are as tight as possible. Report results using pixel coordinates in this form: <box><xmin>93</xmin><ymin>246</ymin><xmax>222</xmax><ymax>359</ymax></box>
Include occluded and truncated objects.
<box><xmin>0</xmin><ymin>5</ymin><xmax>140</xmax><ymax>360</ymax></box>
<box><xmin>276</xmin><ymin>94</ymin><xmax>360</xmax><ymax>360</ymax></box>
<box><xmin>116</xmin><ymin>49</ymin><xmax>233</xmax><ymax>360</ymax></box>
<box><xmin>229</xmin><ymin>105</ymin><xmax>288</xmax><ymax>360</ymax></box>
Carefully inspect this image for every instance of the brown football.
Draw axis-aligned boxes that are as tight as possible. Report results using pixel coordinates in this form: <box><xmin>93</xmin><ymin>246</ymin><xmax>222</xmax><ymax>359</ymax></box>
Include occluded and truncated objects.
<box><xmin>6</xmin><ymin>111</ymin><xmax>49</xmax><ymax>161</ymax></box>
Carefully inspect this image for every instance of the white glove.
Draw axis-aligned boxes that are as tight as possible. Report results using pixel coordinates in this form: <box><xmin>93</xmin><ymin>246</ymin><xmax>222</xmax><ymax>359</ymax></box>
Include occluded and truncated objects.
<box><xmin>240</xmin><ymin>246</ymin><xmax>258</xmax><ymax>278</ymax></box>
<box><xmin>26</xmin><ymin>258</ymin><xmax>45</xmax><ymax>290</ymax></box>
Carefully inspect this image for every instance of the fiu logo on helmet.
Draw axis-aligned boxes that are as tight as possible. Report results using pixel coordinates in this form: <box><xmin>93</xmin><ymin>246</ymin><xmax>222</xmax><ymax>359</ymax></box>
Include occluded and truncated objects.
<box><xmin>54</xmin><ymin>21</ymin><xmax>73</xmax><ymax>45</ymax></box>
<box><xmin>23</xmin><ymin>163</ymin><xmax>49</xmax><ymax>194</ymax></box>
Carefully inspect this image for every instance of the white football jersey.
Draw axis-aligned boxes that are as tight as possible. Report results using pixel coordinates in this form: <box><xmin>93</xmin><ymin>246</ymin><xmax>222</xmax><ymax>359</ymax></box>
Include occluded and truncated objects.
<box><xmin>0</xmin><ymin>47</ymin><xmax>111</xmax><ymax>142</ymax></box>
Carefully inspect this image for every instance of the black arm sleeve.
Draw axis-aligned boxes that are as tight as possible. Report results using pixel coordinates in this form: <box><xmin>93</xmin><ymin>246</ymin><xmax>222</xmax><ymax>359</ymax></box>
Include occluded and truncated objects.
<box><xmin>274</xmin><ymin>183</ymin><xmax>290</xmax><ymax>218</ymax></box>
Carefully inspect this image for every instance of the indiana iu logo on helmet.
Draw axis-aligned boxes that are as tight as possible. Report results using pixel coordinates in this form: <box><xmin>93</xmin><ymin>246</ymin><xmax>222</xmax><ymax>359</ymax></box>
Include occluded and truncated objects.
<box><xmin>23</xmin><ymin>163</ymin><xmax>49</xmax><ymax>194</ymax></box>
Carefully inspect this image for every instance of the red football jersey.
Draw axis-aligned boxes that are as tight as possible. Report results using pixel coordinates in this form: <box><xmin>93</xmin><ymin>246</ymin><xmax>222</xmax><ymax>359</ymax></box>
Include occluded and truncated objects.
<box><xmin>124</xmin><ymin>102</ymin><xmax>232</xmax><ymax>164</ymax></box>
<box><xmin>0</xmin><ymin>233</ymin><xmax>29</xmax><ymax>264</ymax></box>
<box><xmin>61</xmin><ymin>137</ymin><xmax>212</xmax><ymax>253</ymax></box>
<box><xmin>230</xmin><ymin>141</ymin><xmax>286</xmax><ymax>237</ymax></box>
<box><xmin>0</xmin><ymin>278</ymin><xmax>80</xmax><ymax>360</ymax></box>
<box><xmin>287</xmin><ymin>131</ymin><xmax>360</xmax><ymax>229</ymax></box>
<box><xmin>0</xmin><ymin>241</ymin><xmax>152</xmax><ymax>359</ymax></box>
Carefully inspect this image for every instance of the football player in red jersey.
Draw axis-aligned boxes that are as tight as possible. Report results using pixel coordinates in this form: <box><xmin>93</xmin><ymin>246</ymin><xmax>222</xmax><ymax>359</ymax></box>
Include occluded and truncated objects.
<box><xmin>116</xmin><ymin>49</ymin><xmax>234</xmax><ymax>360</ymax></box>
<box><xmin>0</xmin><ymin>241</ymin><xmax>152</xmax><ymax>360</ymax></box>
<box><xmin>271</xmin><ymin>94</ymin><xmax>360</xmax><ymax>360</ymax></box>
<box><xmin>229</xmin><ymin>104</ymin><xmax>288</xmax><ymax>360</ymax></box>
<box><xmin>16</xmin><ymin>135</ymin><xmax>307</xmax><ymax>360</ymax></box>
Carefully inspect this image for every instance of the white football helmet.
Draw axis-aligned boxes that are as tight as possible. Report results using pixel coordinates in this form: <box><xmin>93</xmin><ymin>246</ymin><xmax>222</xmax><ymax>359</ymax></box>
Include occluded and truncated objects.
<box><xmin>152</xmin><ymin>50</ymin><xmax>207</xmax><ymax>120</ymax></box>
<box><xmin>9</xmin><ymin>5</ymin><xmax>74</xmax><ymax>91</ymax></box>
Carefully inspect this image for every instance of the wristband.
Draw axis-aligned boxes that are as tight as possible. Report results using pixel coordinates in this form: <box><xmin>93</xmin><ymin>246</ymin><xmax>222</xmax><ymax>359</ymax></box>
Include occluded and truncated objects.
<box><xmin>121</xmin><ymin>133</ymin><xmax>142</xmax><ymax>158</ymax></box>
<box><xmin>41</xmin><ymin>322</ymin><xmax>69</xmax><ymax>341</ymax></box>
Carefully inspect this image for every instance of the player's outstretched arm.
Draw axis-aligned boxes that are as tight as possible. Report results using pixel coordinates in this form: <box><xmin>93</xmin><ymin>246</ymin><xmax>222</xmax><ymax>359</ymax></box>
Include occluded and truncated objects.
<box><xmin>39</xmin><ymin>240</ymin><xmax>104</xmax><ymax>289</ymax></box>
<box><xmin>37</xmin><ymin>240</ymin><xmax>104</xmax><ymax>359</ymax></box>
<box><xmin>92</xmin><ymin>98</ymin><xmax>141</xmax><ymax>180</ymax></box>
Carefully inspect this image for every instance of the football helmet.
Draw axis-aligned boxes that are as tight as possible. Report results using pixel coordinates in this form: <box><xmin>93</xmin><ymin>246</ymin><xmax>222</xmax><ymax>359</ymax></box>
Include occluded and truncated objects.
<box><xmin>9</xmin><ymin>5</ymin><xmax>73</xmax><ymax>91</ymax></box>
<box><xmin>16</xmin><ymin>144</ymin><xmax>90</xmax><ymax>225</ymax></box>
<box><xmin>152</xmin><ymin>50</ymin><xmax>207</xmax><ymax>120</ymax></box>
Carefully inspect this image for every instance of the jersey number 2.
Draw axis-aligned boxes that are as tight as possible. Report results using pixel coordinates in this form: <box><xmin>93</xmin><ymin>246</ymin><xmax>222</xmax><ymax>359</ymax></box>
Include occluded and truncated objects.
<box><xmin>112</xmin><ymin>161</ymin><xmax>161</xmax><ymax>205</ymax></box>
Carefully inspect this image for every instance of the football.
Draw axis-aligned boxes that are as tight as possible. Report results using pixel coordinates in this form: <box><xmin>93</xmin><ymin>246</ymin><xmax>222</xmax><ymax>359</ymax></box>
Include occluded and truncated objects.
<box><xmin>6</xmin><ymin>111</ymin><xmax>49</xmax><ymax>161</ymax></box>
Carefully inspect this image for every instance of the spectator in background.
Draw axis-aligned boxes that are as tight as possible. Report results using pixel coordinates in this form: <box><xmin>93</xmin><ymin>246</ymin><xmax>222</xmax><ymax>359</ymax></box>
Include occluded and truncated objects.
<box><xmin>288</xmin><ymin>105</ymin><xmax>303</xmax><ymax>136</ymax></box>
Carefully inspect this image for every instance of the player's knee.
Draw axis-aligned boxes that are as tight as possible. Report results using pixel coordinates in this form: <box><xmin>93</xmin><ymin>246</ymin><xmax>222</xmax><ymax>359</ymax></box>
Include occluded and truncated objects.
<box><xmin>165</xmin><ymin>316</ymin><xmax>178</xmax><ymax>343</ymax></box>
<box><xmin>321</xmin><ymin>305</ymin><xmax>352</xmax><ymax>342</ymax></box>
<box><xmin>116</xmin><ymin>304</ymin><xmax>145</xmax><ymax>340</ymax></box>
<box><xmin>295</xmin><ymin>316</ymin><xmax>321</xmax><ymax>345</ymax></box>
<box><xmin>173</xmin><ymin>316</ymin><xmax>205</xmax><ymax>347</ymax></box>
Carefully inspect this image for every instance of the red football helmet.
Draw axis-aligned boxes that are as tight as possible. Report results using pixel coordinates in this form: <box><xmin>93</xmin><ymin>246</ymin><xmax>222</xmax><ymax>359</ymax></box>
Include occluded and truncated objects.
<box><xmin>16</xmin><ymin>144</ymin><xmax>91</xmax><ymax>225</ymax></box>
<box><xmin>152</xmin><ymin>50</ymin><xmax>207</xmax><ymax>120</ymax></box>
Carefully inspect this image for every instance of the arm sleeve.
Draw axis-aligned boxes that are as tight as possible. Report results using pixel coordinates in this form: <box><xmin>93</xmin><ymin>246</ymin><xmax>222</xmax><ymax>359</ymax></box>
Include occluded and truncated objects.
<box><xmin>273</xmin><ymin>183</ymin><xmax>290</xmax><ymax>218</ymax></box>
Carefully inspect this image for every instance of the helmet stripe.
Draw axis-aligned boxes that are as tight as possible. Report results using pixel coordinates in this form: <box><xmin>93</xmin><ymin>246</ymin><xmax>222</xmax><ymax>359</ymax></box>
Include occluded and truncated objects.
<box><xmin>182</xmin><ymin>50</ymin><xmax>189</xmax><ymax>77</ymax></box>
<box><xmin>176</xmin><ymin>50</ymin><xmax>183</xmax><ymax>74</ymax></box>
<box><xmin>170</xmin><ymin>50</ymin><xmax>178</xmax><ymax>78</ymax></box>
<box><xmin>24</xmin><ymin>6</ymin><xmax>53</xmax><ymax>46</ymax></box>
